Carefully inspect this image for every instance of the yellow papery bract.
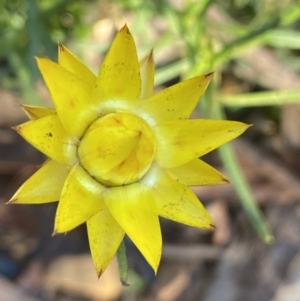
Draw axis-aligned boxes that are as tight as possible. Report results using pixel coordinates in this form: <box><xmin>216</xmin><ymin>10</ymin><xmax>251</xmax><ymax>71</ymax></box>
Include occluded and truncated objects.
<box><xmin>87</xmin><ymin>208</ymin><xmax>125</xmax><ymax>277</ymax></box>
<box><xmin>154</xmin><ymin>119</ymin><xmax>250</xmax><ymax>168</ymax></box>
<box><xmin>139</xmin><ymin>50</ymin><xmax>155</xmax><ymax>100</ymax></box>
<box><xmin>9</xmin><ymin>160</ymin><xmax>69</xmax><ymax>204</ymax></box>
<box><xmin>37</xmin><ymin>58</ymin><xmax>98</xmax><ymax>138</ymax></box>
<box><xmin>168</xmin><ymin>159</ymin><xmax>228</xmax><ymax>186</ymax></box>
<box><xmin>15</xmin><ymin>114</ymin><xmax>77</xmax><ymax>166</ymax></box>
<box><xmin>94</xmin><ymin>25</ymin><xmax>141</xmax><ymax>108</ymax></box>
<box><xmin>58</xmin><ymin>43</ymin><xmax>96</xmax><ymax>84</ymax></box>
<box><xmin>11</xmin><ymin>25</ymin><xmax>250</xmax><ymax>279</ymax></box>
<box><xmin>21</xmin><ymin>105</ymin><xmax>55</xmax><ymax>120</ymax></box>
<box><xmin>104</xmin><ymin>183</ymin><xmax>162</xmax><ymax>273</ymax></box>
<box><xmin>143</xmin><ymin>165</ymin><xmax>214</xmax><ymax>229</ymax></box>
<box><xmin>137</xmin><ymin>73</ymin><xmax>213</xmax><ymax>125</ymax></box>
<box><xmin>54</xmin><ymin>164</ymin><xmax>106</xmax><ymax>233</ymax></box>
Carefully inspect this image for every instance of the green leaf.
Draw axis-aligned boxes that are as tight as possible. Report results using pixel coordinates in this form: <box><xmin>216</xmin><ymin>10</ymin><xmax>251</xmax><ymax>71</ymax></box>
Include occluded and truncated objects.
<box><xmin>203</xmin><ymin>82</ymin><xmax>274</xmax><ymax>244</ymax></box>
<box><xmin>218</xmin><ymin>90</ymin><xmax>300</xmax><ymax>107</ymax></box>
<box><xmin>154</xmin><ymin>59</ymin><xmax>188</xmax><ymax>86</ymax></box>
<box><xmin>263</xmin><ymin>29</ymin><xmax>300</xmax><ymax>49</ymax></box>
<box><xmin>213</xmin><ymin>18</ymin><xmax>280</xmax><ymax>65</ymax></box>
<box><xmin>218</xmin><ymin>142</ymin><xmax>274</xmax><ymax>244</ymax></box>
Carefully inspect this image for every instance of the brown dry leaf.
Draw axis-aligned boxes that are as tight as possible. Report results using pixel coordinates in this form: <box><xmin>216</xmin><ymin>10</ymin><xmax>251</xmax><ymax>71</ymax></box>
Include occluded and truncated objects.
<box><xmin>44</xmin><ymin>254</ymin><xmax>122</xmax><ymax>301</ymax></box>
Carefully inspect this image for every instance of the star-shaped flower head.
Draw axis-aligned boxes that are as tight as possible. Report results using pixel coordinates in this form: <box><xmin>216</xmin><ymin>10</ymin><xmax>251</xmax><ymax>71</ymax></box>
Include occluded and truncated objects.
<box><xmin>10</xmin><ymin>25</ymin><xmax>249</xmax><ymax>277</ymax></box>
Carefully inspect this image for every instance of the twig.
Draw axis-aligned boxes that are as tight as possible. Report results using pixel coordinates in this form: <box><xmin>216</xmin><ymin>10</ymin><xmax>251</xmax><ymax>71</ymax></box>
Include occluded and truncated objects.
<box><xmin>163</xmin><ymin>244</ymin><xmax>222</xmax><ymax>261</ymax></box>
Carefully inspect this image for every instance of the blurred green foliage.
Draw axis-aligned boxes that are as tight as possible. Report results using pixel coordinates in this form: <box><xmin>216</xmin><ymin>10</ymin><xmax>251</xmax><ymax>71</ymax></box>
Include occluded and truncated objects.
<box><xmin>0</xmin><ymin>0</ymin><xmax>96</xmax><ymax>103</ymax></box>
<box><xmin>2</xmin><ymin>0</ymin><xmax>300</xmax><ymax>242</ymax></box>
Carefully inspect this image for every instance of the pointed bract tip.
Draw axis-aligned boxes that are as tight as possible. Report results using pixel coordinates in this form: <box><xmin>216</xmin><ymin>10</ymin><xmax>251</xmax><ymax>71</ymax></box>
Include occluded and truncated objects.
<box><xmin>11</xmin><ymin>125</ymin><xmax>21</xmax><ymax>132</ymax></box>
<box><xmin>239</xmin><ymin>123</ymin><xmax>252</xmax><ymax>134</ymax></box>
<box><xmin>205</xmin><ymin>71</ymin><xmax>215</xmax><ymax>79</ymax></box>
<box><xmin>97</xmin><ymin>269</ymin><xmax>103</xmax><ymax>279</ymax></box>
<box><xmin>35</xmin><ymin>57</ymin><xmax>49</xmax><ymax>67</ymax></box>
<box><xmin>58</xmin><ymin>42</ymin><xmax>65</xmax><ymax>52</ymax></box>
<box><xmin>148</xmin><ymin>49</ymin><xmax>154</xmax><ymax>63</ymax></box>
<box><xmin>35</xmin><ymin>57</ymin><xmax>44</xmax><ymax>69</ymax></box>
<box><xmin>222</xmin><ymin>176</ymin><xmax>230</xmax><ymax>184</ymax></box>
<box><xmin>34</xmin><ymin>56</ymin><xmax>42</xmax><ymax>62</ymax></box>
<box><xmin>34</xmin><ymin>55</ymin><xmax>52</xmax><ymax>64</ymax></box>
<box><xmin>20</xmin><ymin>104</ymin><xmax>28</xmax><ymax>111</ymax></box>
<box><xmin>6</xmin><ymin>198</ymin><xmax>17</xmax><ymax>204</ymax></box>
<box><xmin>52</xmin><ymin>229</ymin><xmax>58</xmax><ymax>236</ymax></box>
<box><xmin>151</xmin><ymin>259</ymin><xmax>160</xmax><ymax>275</ymax></box>
<box><xmin>210</xmin><ymin>223</ymin><xmax>217</xmax><ymax>229</ymax></box>
<box><xmin>20</xmin><ymin>104</ymin><xmax>31</xmax><ymax>118</ymax></box>
<box><xmin>120</xmin><ymin>23</ymin><xmax>130</xmax><ymax>34</ymax></box>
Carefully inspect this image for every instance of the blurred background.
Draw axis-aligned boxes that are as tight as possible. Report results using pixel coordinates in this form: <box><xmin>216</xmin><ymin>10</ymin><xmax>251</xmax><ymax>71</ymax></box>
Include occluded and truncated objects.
<box><xmin>1</xmin><ymin>0</ymin><xmax>300</xmax><ymax>300</ymax></box>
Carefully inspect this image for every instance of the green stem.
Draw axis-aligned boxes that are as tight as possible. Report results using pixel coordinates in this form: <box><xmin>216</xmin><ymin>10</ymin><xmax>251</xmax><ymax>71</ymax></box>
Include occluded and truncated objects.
<box><xmin>116</xmin><ymin>240</ymin><xmax>129</xmax><ymax>286</ymax></box>
<box><xmin>211</xmin><ymin>96</ymin><xmax>274</xmax><ymax>243</ymax></box>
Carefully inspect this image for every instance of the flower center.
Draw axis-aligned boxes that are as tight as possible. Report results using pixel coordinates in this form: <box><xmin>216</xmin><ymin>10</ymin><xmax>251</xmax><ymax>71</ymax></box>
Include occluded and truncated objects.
<box><xmin>78</xmin><ymin>112</ymin><xmax>156</xmax><ymax>186</ymax></box>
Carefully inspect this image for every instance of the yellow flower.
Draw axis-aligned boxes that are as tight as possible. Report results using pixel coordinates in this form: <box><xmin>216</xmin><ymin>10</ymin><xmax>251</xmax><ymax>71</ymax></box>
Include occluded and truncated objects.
<box><xmin>10</xmin><ymin>25</ymin><xmax>249</xmax><ymax>277</ymax></box>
